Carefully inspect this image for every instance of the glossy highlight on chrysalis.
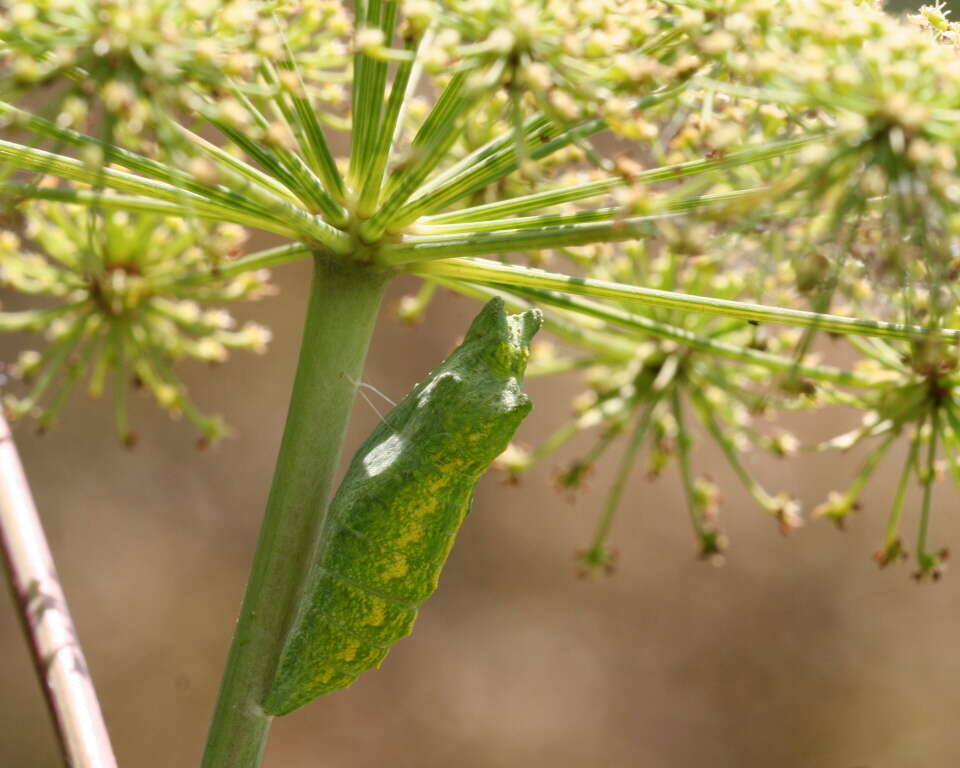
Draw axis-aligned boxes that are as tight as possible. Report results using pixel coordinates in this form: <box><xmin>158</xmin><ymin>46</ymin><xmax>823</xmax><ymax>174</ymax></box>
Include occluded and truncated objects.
<box><xmin>265</xmin><ymin>298</ymin><xmax>541</xmax><ymax>715</ymax></box>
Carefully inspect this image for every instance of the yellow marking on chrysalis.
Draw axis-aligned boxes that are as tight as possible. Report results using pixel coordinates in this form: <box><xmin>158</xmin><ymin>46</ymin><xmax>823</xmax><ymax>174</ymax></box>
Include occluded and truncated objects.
<box><xmin>379</xmin><ymin>552</ymin><xmax>409</xmax><ymax>581</ymax></box>
<box><xmin>335</xmin><ymin>639</ymin><xmax>360</xmax><ymax>662</ymax></box>
<box><xmin>407</xmin><ymin>464</ymin><xmax>461</xmax><ymax>510</ymax></box>
<box><xmin>361</xmin><ymin>599</ymin><xmax>386</xmax><ymax>627</ymax></box>
<box><xmin>409</xmin><ymin>494</ymin><xmax>439</xmax><ymax>519</ymax></box>
<box><xmin>494</xmin><ymin>341</ymin><xmax>514</xmax><ymax>372</ymax></box>
<box><xmin>395</xmin><ymin>520</ymin><xmax>424</xmax><ymax>547</ymax></box>
<box><xmin>436</xmin><ymin>458</ymin><xmax>468</xmax><ymax>476</ymax></box>
<box><xmin>312</xmin><ymin>667</ymin><xmax>335</xmax><ymax>686</ymax></box>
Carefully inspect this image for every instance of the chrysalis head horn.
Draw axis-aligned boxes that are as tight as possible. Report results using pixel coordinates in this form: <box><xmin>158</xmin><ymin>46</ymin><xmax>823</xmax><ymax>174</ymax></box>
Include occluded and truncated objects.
<box><xmin>463</xmin><ymin>298</ymin><xmax>542</xmax><ymax>379</ymax></box>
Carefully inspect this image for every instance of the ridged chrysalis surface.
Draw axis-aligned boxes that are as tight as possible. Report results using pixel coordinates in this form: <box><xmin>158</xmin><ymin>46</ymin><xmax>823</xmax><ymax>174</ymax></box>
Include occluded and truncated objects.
<box><xmin>265</xmin><ymin>298</ymin><xmax>541</xmax><ymax>715</ymax></box>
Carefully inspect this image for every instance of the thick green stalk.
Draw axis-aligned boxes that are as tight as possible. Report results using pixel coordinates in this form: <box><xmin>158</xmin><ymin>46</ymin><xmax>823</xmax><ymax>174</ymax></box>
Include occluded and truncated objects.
<box><xmin>202</xmin><ymin>256</ymin><xmax>389</xmax><ymax>768</ymax></box>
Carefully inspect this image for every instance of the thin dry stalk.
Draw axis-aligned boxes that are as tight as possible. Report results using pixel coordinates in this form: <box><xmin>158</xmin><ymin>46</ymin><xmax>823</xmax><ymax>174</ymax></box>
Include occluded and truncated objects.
<box><xmin>0</xmin><ymin>413</ymin><xmax>117</xmax><ymax>768</ymax></box>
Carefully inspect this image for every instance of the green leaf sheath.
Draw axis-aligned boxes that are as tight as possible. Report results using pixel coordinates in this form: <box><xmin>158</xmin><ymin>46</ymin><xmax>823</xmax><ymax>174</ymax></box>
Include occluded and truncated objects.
<box><xmin>265</xmin><ymin>298</ymin><xmax>542</xmax><ymax>715</ymax></box>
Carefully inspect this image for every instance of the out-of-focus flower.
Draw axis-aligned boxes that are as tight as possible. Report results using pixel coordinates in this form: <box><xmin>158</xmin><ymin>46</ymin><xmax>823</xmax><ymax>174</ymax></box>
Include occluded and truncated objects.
<box><xmin>0</xmin><ymin>193</ymin><xmax>274</xmax><ymax>445</ymax></box>
<box><xmin>493</xmin><ymin>240</ymin><xmax>808</xmax><ymax>573</ymax></box>
<box><xmin>0</xmin><ymin>0</ymin><xmax>352</xmax><ymax>154</ymax></box>
<box><xmin>817</xmin><ymin>334</ymin><xmax>960</xmax><ymax>579</ymax></box>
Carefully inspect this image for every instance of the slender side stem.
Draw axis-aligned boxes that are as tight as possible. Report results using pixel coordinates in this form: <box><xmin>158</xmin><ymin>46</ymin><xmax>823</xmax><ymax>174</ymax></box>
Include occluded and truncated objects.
<box><xmin>412</xmin><ymin>188</ymin><xmax>763</xmax><ymax>235</ymax></box>
<box><xmin>0</xmin><ymin>182</ymin><xmax>295</xmax><ymax>235</ymax></box>
<box><xmin>917</xmin><ymin>411</ymin><xmax>940</xmax><ymax>566</ymax></box>
<box><xmin>420</xmin><ymin>133</ymin><xmax>818</xmax><ymax>224</ymax></box>
<box><xmin>157</xmin><ymin>242</ymin><xmax>314</xmax><ymax>289</ymax></box>
<box><xmin>384</xmin><ymin>214</ymin><xmax>667</xmax><ymax>260</ymax></box>
<box><xmin>355</xmin><ymin>32</ymin><xmax>419</xmax><ymax>216</ymax></box>
<box><xmin>428</xmin><ymin>276</ymin><xmax>636</xmax><ymax>361</ymax></box>
<box><xmin>409</xmin><ymin>257</ymin><xmax>960</xmax><ymax>343</ymax></box>
<box><xmin>587</xmin><ymin>400</ymin><xmax>658</xmax><ymax>561</ymax></box>
<box><xmin>202</xmin><ymin>256</ymin><xmax>389</xmax><ymax>768</ymax></box>
<box><xmin>882</xmin><ymin>432</ymin><xmax>919</xmax><ymax>552</ymax></box>
<box><xmin>499</xmin><ymin>284</ymin><xmax>874</xmax><ymax>387</ymax></box>
<box><xmin>672</xmin><ymin>390</ymin><xmax>710</xmax><ymax>544</ymax></box>
<box><xmin>360</xmin><ymin>70</ymin><xmax>482</xmax><ymax>241</ymax></box>
<box><xmin>0</xmin><ymin>413</ymin><xmax>118</xmax><ymax>768</ymax></box>
<box><xmin>0</xmin><ymin>303</ymin><xmax>87</xmax><ymax>332</ymax></box>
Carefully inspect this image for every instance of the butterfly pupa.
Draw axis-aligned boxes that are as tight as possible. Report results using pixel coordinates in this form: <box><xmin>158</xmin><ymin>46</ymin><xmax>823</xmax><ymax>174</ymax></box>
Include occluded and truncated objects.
<box><xmin>265</xmin><ymin>298</ymin><xmax>541</xmax><ymax>715</ymax></box>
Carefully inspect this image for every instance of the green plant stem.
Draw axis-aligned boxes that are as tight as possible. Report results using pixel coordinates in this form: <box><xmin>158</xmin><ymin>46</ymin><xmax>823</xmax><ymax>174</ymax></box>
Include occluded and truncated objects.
<box><xmin>883</xmin><ymin>432</ymin><xmax>919</xmax><ymax>551</ymax></box>
<box><xmin>917</xmin><ymin>411</ymin><xmax>940</xmax><ymax>563</ymax></box>
<box><xmin>0</xmin><ymin>182</ymin><xmax>294</xmax><ymax>235</ymax></box>
<box><xmin>156</xmin><ymin>242</ymin><xmax>314</xmax><ymax>290</ymax></box>
<box><xmin>588</xmin><ymin>399</ymin><xmax>658</xmax><ymax>559</ymax></box>
<box><xmin>412</xmin><ymin>188</ymin><xmax>763</xmax><ymax>235</ymax></box>
<box><xmin>501</xmin><ymin>284</ymin><xmax>874</xmax><ymax>387</ymax></box>
<box><xmin>671</xmin><ymin>390</ymin><xmax>709</xmax><ymax>542</ymax></box>
<box><xmin>202</xmin><ymin>255</ymin><xmax>389</xmax><ymax>768</ymax></box>
<box><xmin>409</xmin><ymin>257</ymin><xmax>960</xmax><ymax>343</ymax></box>
<box><xmin>0</xmin><ymin>302</ymin><xmax>88</xmax><ymax>332</ymax></box>
<box><xmin>428</xmin><ymin>277</ymin><xmax>636</xmax><ymax>360</ymax></box>
<box><xmin>382</xmin><ymin>214</ymin><xmax>667</xmax><ymax>260</ymax></box>
<box><xmin>419</xmin><ymin>133</ymin><xmax>817</xmax><ymax>224</ymax></box>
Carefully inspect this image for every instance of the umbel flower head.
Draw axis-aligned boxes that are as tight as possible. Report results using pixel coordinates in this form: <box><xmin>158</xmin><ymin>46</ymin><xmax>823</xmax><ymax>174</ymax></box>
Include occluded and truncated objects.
<box><xmin>706</xmin><ymin>0</ymin><xmax>960</xmax><ymax>328</ymax></box>
<box><xmin>815</xmin><ymin>332</ymin><xmax>960</xmax><ymax>580</ymax></box>
<box><xmin>404</xmin><ymin>0</ymin><xmax>710</xmax><ymax>133</ymax></box>
<box><xmin>488</xmin><ymin>238</ymin><xmax>809</xmax><ymax>575</ymax></box>
<box><xmin>4</xmin><ymin>0</ymin><xmax>960</xmax><ymax>583</ymax></box>
<box><xmin>0</xmin><ymin>0</ymin><xmax>352</xmax><ymax>155</ymax></box>
<box><xmin>0</xmin><ymin>192</ymin><xmax>273</xmax><ymax>445</ymax></box>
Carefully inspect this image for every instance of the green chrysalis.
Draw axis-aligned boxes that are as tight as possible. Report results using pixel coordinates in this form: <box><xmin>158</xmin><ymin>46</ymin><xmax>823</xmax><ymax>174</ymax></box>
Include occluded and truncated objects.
<box><xmin>265</xmin><ymin>298</ymin><xmax>542</xmax><ymax>715</ymax></box>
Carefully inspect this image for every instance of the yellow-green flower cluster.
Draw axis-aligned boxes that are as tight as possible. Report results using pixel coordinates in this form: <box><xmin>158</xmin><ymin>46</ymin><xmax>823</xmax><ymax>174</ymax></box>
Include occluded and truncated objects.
<box><xmin>494</xmin><ymin>240</ymin><xmax>808</xmax><ymax>572</ymax></box>
<box><xmin>402</xmin><ymin>0</ymin><xmax>715</xmax><ymax>136</ymax></box>
<box><xmin>702</xmin><ymin>0</ymin><xmax>960</xmax><ymax>323</ymax></box>
<box><xmin>6</xmin><ymin>0</ymin><xmax>960</xmax><ymax>579</ymax></box>
<box><xmin>815</xmin><ymin>330</ymin><xmax>960</xmax><ymax>580</ymax></box>
<box><xmin>0</xmin><ymin>0</ymin><xmax>352</xmax><ymax>152</ymax></box>
<box><xmin>0</xmin><ymin>194</ymin><xmax>273</xmax><ymax>445</ymax></box>
<box><xmin>376</xmin><ymin>0</ymin><xmax>960</xmax><ymax>578</ymax></box>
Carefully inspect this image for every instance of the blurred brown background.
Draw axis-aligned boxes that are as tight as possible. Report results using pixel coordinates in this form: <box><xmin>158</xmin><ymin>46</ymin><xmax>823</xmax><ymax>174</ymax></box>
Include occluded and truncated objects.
<box><xmin>5</xmin><ymin>1</ymin><xmax>960</xmax><ymax>764</ymax></box>
<box><xmin>3</xmin><ymin>261</ymin><xmax>960</xmax><ymax>768</ymax></box>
